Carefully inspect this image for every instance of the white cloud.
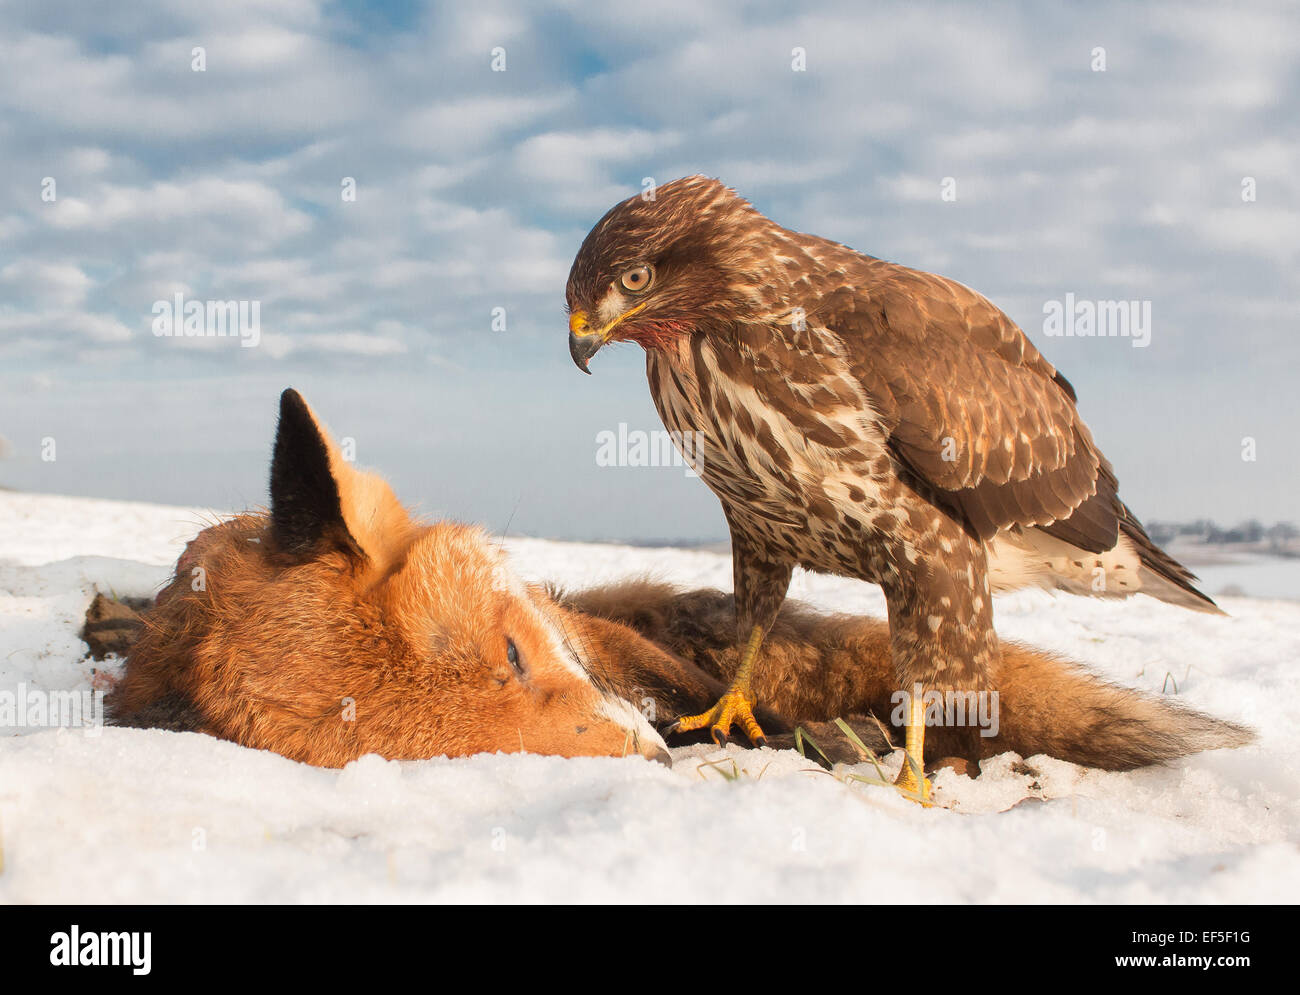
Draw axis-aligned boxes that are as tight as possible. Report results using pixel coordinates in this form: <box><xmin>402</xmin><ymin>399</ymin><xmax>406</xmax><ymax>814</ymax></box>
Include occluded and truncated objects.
<box><xmin>261</xmin><ymin>331</ymin><xmax>409</xmax><ymax>359</ymax></box>
<box><xmin>0</xmin><ymin>261</ymin><xmax>92</xmax><ymax>309</ymax></box>
<box><xmin>47</xmin><ymin>178</ymin><xmax>312</xmax><ymax>235</ymax></box>
<box><xmin>0</xmin><ymin>308</ymin><xmax>132</xmax><ymax>344</ymax></box>
<box><xmin>398</xmin><ymin>93</ymin><xmax>576</xmax><ymax>152</ymax></box>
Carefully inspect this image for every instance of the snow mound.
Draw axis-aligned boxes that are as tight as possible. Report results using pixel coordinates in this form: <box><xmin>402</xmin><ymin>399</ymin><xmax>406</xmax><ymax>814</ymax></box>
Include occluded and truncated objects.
<box><xmin>2</xmin><ymin>491</ymin><xmax>1297</xmax><ymax>903</ymax></box>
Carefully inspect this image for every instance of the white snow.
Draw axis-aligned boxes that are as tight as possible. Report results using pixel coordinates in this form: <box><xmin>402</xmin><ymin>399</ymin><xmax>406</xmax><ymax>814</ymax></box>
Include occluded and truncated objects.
<box><xmin>1</xmin><ymin>490</ymin><xmax>1297</xmax><ymax>903</ymax></box>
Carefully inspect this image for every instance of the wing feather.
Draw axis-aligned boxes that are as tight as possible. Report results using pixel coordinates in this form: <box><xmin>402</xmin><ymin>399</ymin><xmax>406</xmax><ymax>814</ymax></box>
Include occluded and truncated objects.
<box><xmin>823</xmin><ymin>255</ymin><xmax>1118</xmax><ymax>547</ymax></box>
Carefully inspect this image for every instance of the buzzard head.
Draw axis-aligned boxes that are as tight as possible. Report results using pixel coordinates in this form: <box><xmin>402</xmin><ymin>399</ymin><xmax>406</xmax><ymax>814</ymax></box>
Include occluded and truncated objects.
<box><xmin>565</xmin><ymin>175</ymin><xmax>769</xmax><ymax>373</ymax></box>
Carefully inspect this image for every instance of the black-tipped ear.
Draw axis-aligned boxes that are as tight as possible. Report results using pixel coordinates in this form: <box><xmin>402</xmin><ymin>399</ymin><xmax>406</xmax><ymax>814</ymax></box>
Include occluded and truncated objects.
<box><xmin>269</xmin><ymin>389</ymin><xmax>362</xmax><ymax>559</ymax></box>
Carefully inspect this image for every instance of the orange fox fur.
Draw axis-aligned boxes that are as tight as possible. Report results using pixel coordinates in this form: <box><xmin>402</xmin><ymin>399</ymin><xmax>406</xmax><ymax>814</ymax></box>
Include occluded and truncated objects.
<box><xmin>109</xmin><ymin>389</ymin><xmax>1253</xmax><ymax>773</ymax></box>
<box><xmin>109</xmin><ymin>389</ymin><xmax>671</xmax><ymax>766</ymax></box>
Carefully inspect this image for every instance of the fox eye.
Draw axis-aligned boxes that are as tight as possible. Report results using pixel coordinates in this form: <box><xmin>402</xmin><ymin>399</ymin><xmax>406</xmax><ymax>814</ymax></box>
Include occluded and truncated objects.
<box><xmin>620</xmin><ymin>265</ymin><xmax>653</xmax><ymax>293</ymax></box>
<box><xmin>506</xmin><ymin>638</ymin><xmax>525</xmax><ymax>676</ymax></box>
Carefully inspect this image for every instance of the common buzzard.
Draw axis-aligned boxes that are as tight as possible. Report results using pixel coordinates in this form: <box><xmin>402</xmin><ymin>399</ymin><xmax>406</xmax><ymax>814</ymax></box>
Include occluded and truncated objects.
<box><xmin>565</xmin><ymin>176</ymin><xmax>1219</xmax><ymax>802</ymax></box>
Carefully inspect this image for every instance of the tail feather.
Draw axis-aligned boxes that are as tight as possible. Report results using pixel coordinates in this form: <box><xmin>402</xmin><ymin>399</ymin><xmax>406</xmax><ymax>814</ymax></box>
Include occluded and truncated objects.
<box><xmin>1031</xmin><ymin>459</ymin><xmax>1223</xmax><ymax>615</ymax></box>
<box><xmin>987</xmin><ymin>514</ymin><xmax>1225</xmax><ymax>616</ymax></box>
<box><xmin>1117</xmin><ymin>504</ymin><xmax>1224</xmax><ymax>615</ymax></box>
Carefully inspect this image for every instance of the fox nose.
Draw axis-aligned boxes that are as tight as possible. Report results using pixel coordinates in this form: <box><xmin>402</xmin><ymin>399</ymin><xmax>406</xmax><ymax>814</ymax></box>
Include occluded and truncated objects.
<box><xmin>646</xmin><ymin>746</ymin><xmax>673</xmax><ymax>768</ymax></box>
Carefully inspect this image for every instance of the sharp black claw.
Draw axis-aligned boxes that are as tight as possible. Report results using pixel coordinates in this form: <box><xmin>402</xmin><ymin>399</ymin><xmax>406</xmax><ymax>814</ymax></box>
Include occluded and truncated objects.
<box><xmin>663</xmin><ymin>720</ymin><xmax>682</xmax><ymax>738</ymax></box>
<box><xmin>753</xmin><ymin>735</ymin><xmax>767</xmax><ymax>749</ymax></box>
<box><xmin>712</xmin><ymin>728</ymin><xmax>729</xmax><ymax>748</ymax></box>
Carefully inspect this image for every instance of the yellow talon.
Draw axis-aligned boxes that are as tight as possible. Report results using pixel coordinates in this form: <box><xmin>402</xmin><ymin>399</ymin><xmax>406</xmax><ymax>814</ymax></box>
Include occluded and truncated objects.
<box><xmin>668</xmin><ymin>625</ymin><xmax>767</xmax><ymax>747</ymax></box>
<box><xmin>894</xmin><ymin>690</ymin><xmax>933</xmax><ymax>806</ymax></box>
<box><xmin>671</xmin><ymin>689</ymin><xmax>766</xmax><ymax>746</ymax></box>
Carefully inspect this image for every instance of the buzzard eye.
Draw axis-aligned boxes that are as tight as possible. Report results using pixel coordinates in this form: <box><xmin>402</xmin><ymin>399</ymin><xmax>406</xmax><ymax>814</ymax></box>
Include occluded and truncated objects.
<box><xmin>506</xmin><ymin>638</ymin><xmax>525</xmax><ymax>676</ymax></box>
<box><xmin>620</xmin><ymin>265</ymin><xmax>653</xmax><ymax>293</ymax></box>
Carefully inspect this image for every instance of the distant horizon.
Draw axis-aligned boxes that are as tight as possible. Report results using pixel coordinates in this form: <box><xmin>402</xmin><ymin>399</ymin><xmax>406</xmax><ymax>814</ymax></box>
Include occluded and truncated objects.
<box><xmin>1</xmin><ymin>479</ymin><xmax>1294</xmax><ymax>551</ymax></box>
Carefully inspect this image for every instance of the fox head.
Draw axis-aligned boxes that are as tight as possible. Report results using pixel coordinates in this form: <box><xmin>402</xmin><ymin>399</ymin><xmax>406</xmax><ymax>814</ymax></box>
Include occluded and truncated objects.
<box><xmin>110</xmin><ymin>389</ymin><xmax>670</xmax><ymax>767</ymax></box>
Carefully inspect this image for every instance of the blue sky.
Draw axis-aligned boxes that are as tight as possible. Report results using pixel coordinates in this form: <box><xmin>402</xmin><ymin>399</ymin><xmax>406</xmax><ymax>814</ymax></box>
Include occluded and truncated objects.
<box><xmin>0</xmin><ymin>0</ymin><xmax>1296</xmax><ymax>541</ymax></box>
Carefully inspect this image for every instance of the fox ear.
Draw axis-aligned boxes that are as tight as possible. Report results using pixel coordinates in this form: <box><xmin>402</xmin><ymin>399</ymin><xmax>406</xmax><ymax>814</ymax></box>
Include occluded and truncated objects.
<box><xmin>269</xmin><ymin>388</ymin><xmax>364</xmax><ymax>560</ymax></box>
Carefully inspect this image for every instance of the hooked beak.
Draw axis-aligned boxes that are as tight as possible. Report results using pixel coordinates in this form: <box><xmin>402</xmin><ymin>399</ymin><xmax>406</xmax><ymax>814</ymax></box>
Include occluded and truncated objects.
<box><xmin>568</xmin><ymin>310</ymin><xmax>604</xmax><ymax>375</ymax></box>
<box><xmin>567</xmin><ymin>300</ymin><xmax>652</xmax><ymax>374</ymax></box>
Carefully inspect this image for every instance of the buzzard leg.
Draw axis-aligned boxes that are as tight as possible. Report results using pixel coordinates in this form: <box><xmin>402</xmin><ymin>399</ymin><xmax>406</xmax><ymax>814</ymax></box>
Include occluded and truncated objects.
<box><xmin>666</xmin><ymin>624</ymin><xmax>767</xmax><ymax>746</ymax></box>
<box><xmin>893</xmin><ymin>691</ymin><xmax>932</xmax><ymax>805</ymax></box>
<box><xmin>884</xmin><ymin>539</ymin><xmax>996</xmax><ymax>806</ymax></box>
<box><xmin>665</xmin><ymin>541</ymin><xmax>792</xmax><ymax>747</ymax></box>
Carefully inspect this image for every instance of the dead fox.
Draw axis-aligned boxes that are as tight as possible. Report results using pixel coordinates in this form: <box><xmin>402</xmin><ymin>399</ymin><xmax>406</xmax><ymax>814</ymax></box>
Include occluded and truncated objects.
<box><xmin>107</xmin><ymin>389</ymin><xmax>1252</xmax><ymax>772</ymax></box>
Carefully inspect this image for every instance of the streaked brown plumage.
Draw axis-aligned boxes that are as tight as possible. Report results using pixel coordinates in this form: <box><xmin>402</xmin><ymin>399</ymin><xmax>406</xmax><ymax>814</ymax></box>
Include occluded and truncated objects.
<box><xmin>565</xmin><ymin>175</ymin><xmax>1219</xmax><ymax>777</ymax></box>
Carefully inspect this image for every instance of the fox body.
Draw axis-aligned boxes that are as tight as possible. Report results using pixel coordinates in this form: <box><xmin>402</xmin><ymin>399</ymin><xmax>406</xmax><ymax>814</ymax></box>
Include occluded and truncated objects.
<box><xmin>109</xmin><ymin>389</ymin><xmax>1252</xmax><ymax>773</ymax></box>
